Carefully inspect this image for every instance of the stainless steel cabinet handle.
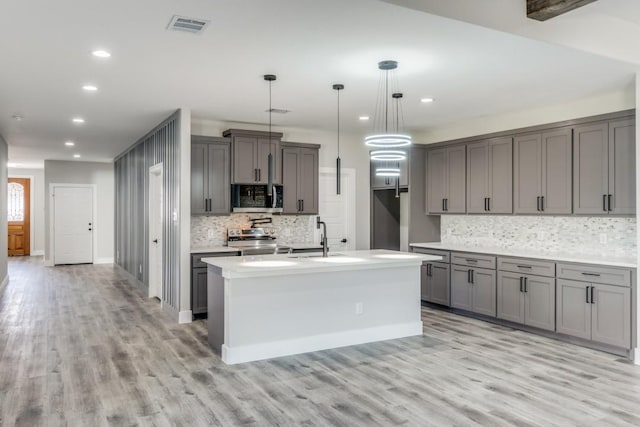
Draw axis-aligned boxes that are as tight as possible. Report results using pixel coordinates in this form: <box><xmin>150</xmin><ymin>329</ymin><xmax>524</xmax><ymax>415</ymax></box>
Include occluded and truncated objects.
<box><xmin>581</xmin><ymin>272</ymin><xmax>600</xmax><ymax>277</ymax></box>
<box><xmin>442</xmin><ymin>198</ymin><xmax>446</xmax><ymax>211</ymax></box>
<box><xmin>517</xmin><ymin>265</ymin><xmax>532</xmax><ymax>269</ymax></box>
<box><xmin>608</xmin><ymin>194</ymin><xmax>612</xmax><ymax>212</ymax></box>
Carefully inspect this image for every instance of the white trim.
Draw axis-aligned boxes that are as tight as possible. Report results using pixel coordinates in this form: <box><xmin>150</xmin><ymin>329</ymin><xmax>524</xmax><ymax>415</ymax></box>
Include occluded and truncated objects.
<box><xmin>49</xmin><ymin>183</ymin><xmax>98</xmax><ymax>265</ymax></box>
<box><xmin>94</xmin><ymin>257</ymin><xmax>114</xmax><ymax>264</ymax></box>
<box><xmin>30</xmin><ymin>250</ymin><xmax>44</xmax><ymax>256</ymax></box>
<box><xmin>221</xmin><ymin>321</ymin><xmax>423</xmax><ymax>365</ymax></box>
<box><xmin>148</xmin><ymin>163</ymin><xmax>163</xmax><ymax>301</ymax></box>
<box><xmin>8</xmin><ymin>174</ymin><xmax>36</xmax><ymax>255</ymax></box>
<box><xmin>178</xmin><ymin>310</ymin><xmax>193</xmax><ymax>324</ymax></box>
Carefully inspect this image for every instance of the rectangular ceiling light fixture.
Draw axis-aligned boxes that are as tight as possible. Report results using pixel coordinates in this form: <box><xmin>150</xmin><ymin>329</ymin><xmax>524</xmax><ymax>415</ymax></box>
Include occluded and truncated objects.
<box><xmin>167</xmin><ymin>15</ymin><xmax>210</xmax><ymax>34</ymax></box>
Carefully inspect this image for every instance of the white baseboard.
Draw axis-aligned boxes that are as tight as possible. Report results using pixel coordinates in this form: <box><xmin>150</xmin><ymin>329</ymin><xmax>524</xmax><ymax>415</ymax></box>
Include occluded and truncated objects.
<box><xmin>634</xmin><ymin>349</ymin><xmax>640</xmax><ymax>365</ymax></box>
<box><xmin>30</xmin><ymin>250</ymin><xmax>44</xmax><ymax>256</ymax></box>
<box><xmin>178</xmin><ymin>310</ymin><xmax>193</xmax><ymax>324</ymax></box>
<box><xmin>221</xmin><ymin>321</ymin><xmax>423</xmax><ymax>365</ymax></box>
<box><xmin>94</xmin><ymin>257</ymin><xmax>114</xmax><ymax>264</ymax></box>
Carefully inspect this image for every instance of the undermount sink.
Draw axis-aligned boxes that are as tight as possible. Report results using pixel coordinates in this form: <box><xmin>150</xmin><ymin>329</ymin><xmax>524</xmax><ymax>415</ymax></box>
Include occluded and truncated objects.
<box><xmin>243</xmin><ymin>260</ymin><xmax>298</xmax><ymax>268</ymax></box>
<box><xmin>309</xmin><ymin>256</ymin><xmax>365</xmax><ymax>264</ymax></box>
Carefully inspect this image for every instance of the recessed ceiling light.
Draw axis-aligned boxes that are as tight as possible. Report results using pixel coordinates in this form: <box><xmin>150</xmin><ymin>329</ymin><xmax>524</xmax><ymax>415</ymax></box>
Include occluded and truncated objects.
<box><xmin>359</xmin><ymin>116</ymin><xmax>370</xmax><ymax>121</ymax></box>
<box><xmin>82</xmin><ymin>84</ymin><xmax>98</xmax><ymax>92</ymax></box>
<box><xmin>92</xmin><ymin>50</ymin><xmax>111</xmax><ymax>58</ymax></box>
<box><xmin>420</xmin><ymin>98</ymin><xmax>434</xmax><ymax>103</ymax></box>
<box><xmin>65</xmin><ymin>141</ymin><xmax>75</xmax><ymax>147</ymax></box>
<box><xmin>73</xmin><ymin>154</ymin><xmax>81</xmax><ymax>158</ymax></box>
<box><xmin>72</xmin><ymin>117</ymin><xmax>85</xmax><ymax>124</ymax></box>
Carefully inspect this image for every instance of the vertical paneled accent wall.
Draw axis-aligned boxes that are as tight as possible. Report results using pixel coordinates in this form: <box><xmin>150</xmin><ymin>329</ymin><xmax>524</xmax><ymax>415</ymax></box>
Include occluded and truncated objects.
<box><xmin>115</xmin><ymin>111</ymin><xmax>181</xmax><ymax>314</ymax></box>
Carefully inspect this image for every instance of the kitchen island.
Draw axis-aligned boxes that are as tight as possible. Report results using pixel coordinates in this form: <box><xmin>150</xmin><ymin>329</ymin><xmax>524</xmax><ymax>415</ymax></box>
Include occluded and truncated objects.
<box><xmin>203</xmin><ymin>249</ymin><xmax>441</xmax><ymax>364</ymax></box>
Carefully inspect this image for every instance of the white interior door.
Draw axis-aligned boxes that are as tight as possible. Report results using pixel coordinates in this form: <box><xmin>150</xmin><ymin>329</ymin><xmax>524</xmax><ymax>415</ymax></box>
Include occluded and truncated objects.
<box><xmin>53</xmin><ymin>186</ymin><xmax>93</xmax><ymax>264</ymax></box>
<box><xmin>148</xmin><ymin>164</ymin><xmax>163</xmax><ymax>300</ymax></box>
<box><xmin>318</xmin><ymin>168</ymin><xmax>356</xmax><ymax>251</ymax></box>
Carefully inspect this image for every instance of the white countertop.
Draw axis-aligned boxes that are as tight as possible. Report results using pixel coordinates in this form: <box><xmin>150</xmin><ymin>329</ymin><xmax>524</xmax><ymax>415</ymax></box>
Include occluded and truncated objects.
<box><xmin>203</xmin><ymin>249</ymin><xmax>442</xmax><ymax>279</ymax></box>
<box><xmin>410</xmin><ymin>242</ymin><xmax>637</xmax><ymax>268</ymax></box>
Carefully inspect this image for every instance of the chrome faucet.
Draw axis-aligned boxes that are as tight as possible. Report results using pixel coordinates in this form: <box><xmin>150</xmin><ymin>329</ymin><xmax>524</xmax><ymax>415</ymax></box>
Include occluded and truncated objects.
<box><xmin>316</xmin><ymin>216</ymin><xmax>328</xmax><ymax>257</ymax></box>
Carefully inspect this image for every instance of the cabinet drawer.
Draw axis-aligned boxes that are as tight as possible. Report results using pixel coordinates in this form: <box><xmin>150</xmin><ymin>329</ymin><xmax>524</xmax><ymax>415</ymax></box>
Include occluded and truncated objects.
<box><xmin>498</xmin><ymin>257</ymin><xmax>555</xmax><ymax>277</ymax></box>
<box><xmin>556</xmin><ymin>263</ymin><xmax>631</xmax><ymax>287</ymax></box>
<box><xmin>192</xmin><ymin>251</ymin><xmax>240</xmax><ymax>268</ymax></box>
<box><xmin>413</xmin><ymin>248</ymin><xmax>450</xmax><ymax>263</ymax></box>
<box><xmin>451</xmin><ymin>252</ymin><xmax>496</xmax><ymax>269</ymax></box>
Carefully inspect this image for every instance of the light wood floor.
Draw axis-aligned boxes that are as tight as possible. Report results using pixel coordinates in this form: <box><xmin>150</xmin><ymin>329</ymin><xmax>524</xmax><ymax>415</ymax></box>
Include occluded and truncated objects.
<box><xmin>1</xmin><ymin>257</ymin><xmax>639</xmax><ymax>426</ymax></box>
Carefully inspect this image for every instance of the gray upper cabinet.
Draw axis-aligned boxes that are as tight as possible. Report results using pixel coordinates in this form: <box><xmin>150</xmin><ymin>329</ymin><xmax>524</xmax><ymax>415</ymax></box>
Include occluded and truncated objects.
<box><xmin>426</xmin><ymin>146</ymin><xmax>466</xmax><ymax>214</ymax></box>
<box><xmin>282</xmin><ymin>143</ymin><xmax>319</xmax><ymax>214</ymax></box>
<box><xmin>223</xmin><ymin>129</ymin><xmax>282</xmax><ymax>185</ymax></box>
<box><xmin>191</xmin><ymin>136</ymin><xmax>230</xmax><ymax>215</ymax></box>
<box><xmin>371</xmin><ymin>159</ymin><xmax>409</xmax><ymax>189</ymax></box>
<box><xmin>574</xmin><ymin>118</ymin><xmax>635</xmax><ymax>215</ymax></box>
<box><xmin>466</xmin><ymin>137</ymin><xmax>512</xmax><ymax>214</ymax></box>
<box><xmin>514</xmin><ymin>128</ymin><xmax>572</xmax><ymax>214</ymax></box>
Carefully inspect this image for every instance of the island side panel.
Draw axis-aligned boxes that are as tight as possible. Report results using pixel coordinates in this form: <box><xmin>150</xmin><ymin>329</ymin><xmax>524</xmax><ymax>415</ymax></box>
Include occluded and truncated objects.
<box><xmin>222</xmin><ymin>265</ymin><xmax>422</xmax><ymax>364</ymax></box>
<box><xmin>207</xmin><ymin>264</ymin><xmax>225</xmax><ymax>352</ymax></box>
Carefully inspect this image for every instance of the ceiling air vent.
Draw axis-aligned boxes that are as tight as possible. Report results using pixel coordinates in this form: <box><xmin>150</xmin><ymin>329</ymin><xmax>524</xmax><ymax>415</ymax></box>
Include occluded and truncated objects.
<box><xmin>167</xmin><ymin>15</ymin><xmax>210</xmax><ymax>34</ymax></box>
<box><xmin>265</xmin><ymin>108</ymin><xmax>290</xmax><ymax>114</ymax></box>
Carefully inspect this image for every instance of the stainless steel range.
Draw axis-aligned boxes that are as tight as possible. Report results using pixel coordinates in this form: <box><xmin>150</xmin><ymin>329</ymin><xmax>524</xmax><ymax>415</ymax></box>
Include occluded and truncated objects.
<box><xmin>226</xmin><ymin>227</ymin><xmax>291</xmax><ymax>256</ymax></box>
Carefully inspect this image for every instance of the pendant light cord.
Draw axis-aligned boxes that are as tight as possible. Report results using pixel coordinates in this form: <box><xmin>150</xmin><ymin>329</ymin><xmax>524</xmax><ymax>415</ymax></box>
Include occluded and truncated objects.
<box><xmin>337</xmin><ymin>89</ymin><xmax>340</xmax><ymax>157</ymax></box>
<box><xmin>384</xmin><ymin>70</ymin><xmax>389</xmax><ymax>133</ymax></box>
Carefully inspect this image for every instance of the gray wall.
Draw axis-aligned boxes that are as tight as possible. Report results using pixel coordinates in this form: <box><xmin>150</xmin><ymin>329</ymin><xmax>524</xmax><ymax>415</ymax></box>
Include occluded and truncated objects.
<box><xmin>0</xmin><ymin>135</ymin><xmax>7</xmax><ymax>287</ymax></box>
<box><xmin>44</xmin><ymin>160</ymin><xmax>114</xmax><ymax>264</ymax></box>
<box><xmin>114</xmin><ymin>110</ymin><xmax>183</xmax><ymax>318</ymax></box>
<box><xmin>8</xmin><ymin>168</ymin><xmax>45</xmax><ymax>255</ymax></box>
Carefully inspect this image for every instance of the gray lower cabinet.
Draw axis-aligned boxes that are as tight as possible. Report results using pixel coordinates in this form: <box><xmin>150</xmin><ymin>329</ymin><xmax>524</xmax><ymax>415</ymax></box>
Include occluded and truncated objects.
<box><xmin>451</xmin><ymin>265</ymin><xmax>496</xmax><ymax>316</ymax></box>
<box><xmin>282</xmin><ymin>143</ymin><xmax>320</xmax><ymax>214</ymax></box>
<box><xmin>191</xmin><ymin>251</ymin><xmax>240</xmax><ymax>315</ymax></box>
<box><xmin>191</xmin><ymin>136</ymin><xmax>231</xmax><ymax>215</ymax></box>
<box><xmin>513</xmin><ymin>128</ymin><xmax>572</xmax><ymax>214</ymax></box>
<box><xmin>421</xmin><ymin>261</ymin><xmax>450</xmax><ymax>306</ymax></box>
<box><xmin>573</xmin><ymin>118</ymin><xmax>636</xmax><ymax>215</ymax></box>
<box><xmin>466</xmin><ymin>137</ymin><xmax>512</xmax><ymax>214</ymax></box>
<box><xmin>426</xmin><ymin>145</ymin><xmax>466</xmax><ymax>214</ymax></box>
<box><xmin>556</xmin><ymin>279</ymin><xmax>631</xmax><ymax>348</ymax></box>
<box><xmin>497</xmin><ymin>271</ymin><xmax>555</xmax><ymax>331</ymax></box>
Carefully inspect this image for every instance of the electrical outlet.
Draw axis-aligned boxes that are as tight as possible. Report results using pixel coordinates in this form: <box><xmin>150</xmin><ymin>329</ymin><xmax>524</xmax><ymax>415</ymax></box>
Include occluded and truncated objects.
<box><xmin>355</xmin><ymin>302</ymin><xmax>364</xmax><ymax>315</ymax></box>
<box><xmin>599</xmin><ymin>233</ymin><xmax>608</xmax><ymax>244</ymax></box>
<box><xmin>207</xmin><ymin>229</ymin><xmax>215</xmax><ymax>239</ymax></box>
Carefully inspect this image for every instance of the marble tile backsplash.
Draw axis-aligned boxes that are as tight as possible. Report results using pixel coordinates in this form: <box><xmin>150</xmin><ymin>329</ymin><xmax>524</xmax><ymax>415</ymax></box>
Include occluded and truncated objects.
<box><xmin>191</xmin><ymin>214</ymin><xmax>316</xmax><ymax>247</ymax></box>
<box><xmin>440</xmin><ymin>215</ymin><xmax>636</xmax><ymax>257</ymax></box>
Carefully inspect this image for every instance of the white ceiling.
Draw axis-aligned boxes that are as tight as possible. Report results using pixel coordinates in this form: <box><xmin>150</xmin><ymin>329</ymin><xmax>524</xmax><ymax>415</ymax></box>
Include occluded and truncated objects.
<box><xmin>0</xmin><ymin>0</ymin><xmax>636</xmax><ymax>168</ymax></box>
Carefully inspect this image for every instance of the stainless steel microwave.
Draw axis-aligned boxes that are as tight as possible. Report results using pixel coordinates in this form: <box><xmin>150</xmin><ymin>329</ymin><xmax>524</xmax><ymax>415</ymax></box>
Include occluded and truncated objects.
<box><xmin>231</xmin><ymin>184</ymin><xmax>283</xmax><ymax>213</ymax></box>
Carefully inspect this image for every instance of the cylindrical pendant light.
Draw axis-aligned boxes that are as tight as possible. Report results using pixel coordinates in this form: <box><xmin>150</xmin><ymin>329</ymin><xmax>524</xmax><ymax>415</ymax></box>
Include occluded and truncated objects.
<box><xmin>264</xmin><ymin>74</ymin><xmax>276</xmax><ymax>196</ymax></box>
<box><xmin>333</xmin><ymin>83</ymin><xmax>344</xmax><ymax>195</ymax></box>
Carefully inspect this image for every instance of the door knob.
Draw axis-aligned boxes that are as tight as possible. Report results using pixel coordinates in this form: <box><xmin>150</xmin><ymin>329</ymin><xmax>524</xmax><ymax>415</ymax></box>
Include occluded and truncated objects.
<box><xmin>153</xmin><ymin>239</ymin><xmax>158</xmax><ymax>244</ymax></box>
<box><xmin>341</xmin><ymin>238</ymin><xmax>347</xmax><ymax>243</ymax></box>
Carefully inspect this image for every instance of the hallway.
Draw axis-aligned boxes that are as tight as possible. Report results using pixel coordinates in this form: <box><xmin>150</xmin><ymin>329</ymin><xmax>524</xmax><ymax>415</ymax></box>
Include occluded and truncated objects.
<box><xmin>1</xmin><ymin>257</ymin><xmax>639</xmax><ymax>426</ymax></box>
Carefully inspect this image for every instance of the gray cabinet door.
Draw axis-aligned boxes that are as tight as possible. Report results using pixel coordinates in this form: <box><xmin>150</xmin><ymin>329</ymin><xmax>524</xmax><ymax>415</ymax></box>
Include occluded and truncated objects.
<box><xmin>573</xmin><ymin>122</ymin><xmax>609</xmax><ymax>214</ymax></box>
<box><xmin>207</xmin><ymin>141</ymin><xmax>231</xmax><ymax>214</ymax></box>
<box><xmin>446</xmin><ymin>146</ymin><xmax>466</xmax><ymax>213</ymax></box>
<box><xmin>233</xmin><ymin>136</ymin><xmax>258</xmax><ymax>183</ymax></box>
<box><xmin>513</xmin><ymin>133</ymin><xmax>542</xmax><ymax>214</ymax></box>
<box><xmin>299</xmin><ymin>148</ymin><xmax>319</xmax><ymax>214</ymax></box>
<box><xmin>257</xmin><ymin>137</ymin><xmax>281</xmax><ymax>185</ymax></box>
<box><xmin>591</xmin><ymin>283</ymin><xmax>631</xmax><ymax>348</ymax></box>
<box><xmin>422</xmin><ymin>262</ymin><xmax>450</xmax><ymax>306</ymax></box>
<box><xmin>541</xmin><ymin>128</ymin><xmax>572</xmax><ymax>214</ymax></box>
<box><xmin>191</xmin><ymin>142</ymin><xmax>209</xmax><ymax>215</ymax></box>
<box><xmin>524</xmin><ymin>275</ymin><xmax>555</xmax><ymax>331</ymax></box>
<box><xmin>282</xmin><ymin>148</ymin><xmax>299</xmax><ymax>214</ymax></box>
<box><xmin>488</xmin><ymin>137</ymin><xmax>513</xmax><ymax>214</ymax></box>
<box><xmin>192</xmin><ymin>268</ymin><xmax>208</xmax><ymax>315</ymax></box>
<box><xmin>426</xmin><ymin>149</ymin><xmax>447</xmax><ymax>214</ymax></box>
<box><xmin>497</xmin><ymin>271</ymin><xmax>525</xmax><ymax>324</ymax></box>
<box><xmin>466</xmin><ymin>141</ymin><xmax>489</xmax><ymax>214</ymax></box>
<box><xmin>471</xmin><ymin>268</ymin><xmax>496</xmax><ymax>317</ymax></box>
<box><xmin>556</xmin><ymin>279</ymin><xmax>591</xmax><ymax>340</ymax></box>
<box><xmin>450</xmin><ymin>266</ymin><xmax>473</xmax><ymax>311</ymax></box>
<box><xmin>608</xmin><ymin>119</ymin><xmax>636</xmax><ymax>215</ymax></box>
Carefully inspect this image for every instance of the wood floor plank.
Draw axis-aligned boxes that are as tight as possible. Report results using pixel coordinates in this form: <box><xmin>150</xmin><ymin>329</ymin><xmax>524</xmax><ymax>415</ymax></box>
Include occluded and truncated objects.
<box><xmin>0</xmin><ymin>256</ymin><xmax>639</xmax><ymax>426</ymax></box>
